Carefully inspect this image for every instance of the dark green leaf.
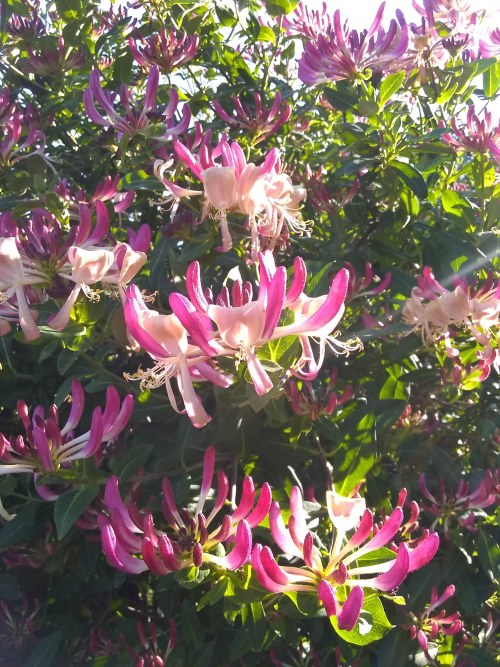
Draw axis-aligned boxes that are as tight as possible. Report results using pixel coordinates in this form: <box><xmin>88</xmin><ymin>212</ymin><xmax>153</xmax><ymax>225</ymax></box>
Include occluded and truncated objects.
<box><xmin>22</xmin><ymin>631</ymin><xmax>63</xmax><ymax>667</ymax></box>
<box><xmin>387</xmin><ymin>161</ymin><xmax>428</xmax><ymax>198</ymax></box>
<box><xmin>54</xmin><ymin>485</ymin><xmax>100</xmax><ymax>540</ymax></box>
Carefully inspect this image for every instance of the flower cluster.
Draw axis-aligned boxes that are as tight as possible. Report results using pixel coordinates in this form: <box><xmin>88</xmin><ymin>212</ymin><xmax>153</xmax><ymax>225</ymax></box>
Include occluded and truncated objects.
<box><xmin>129</xmin><ymin>27</ymin><xmax>199</xmax><ymax>72</ymax></box>
<box><xmin>0</xmin><ymin>88</ymin><xmax>45</xmax><ymax>167</ymax></box>
<box><xmin>402</xmin><ymin>267</ymin><xmax>499</xmax><ymax>381</ymax></box>
<box><xmin>99</xmin><ymin>446</ymin><xmax>271</xmax><ymax>575</ymax></box>
<box><xmin>213</xmin><ymin>92</ymin><xmax>291</xmax><ymax>144</ymax></box>
<box><xmin>0</xmin><ymin>380</ymin><xmax>133</xmax><ymax>499</ymax></box>
<box><xmin>154</xmin><ymin>137</ymin><xmax>307</xmax><ymax>259</ymax></box>
<box><xmin>296</xmin><ymin>3</ymin><xmax>409</xmax><ymax>84</ymax></box>
<box><xmin>419</xmin><ymin>471</ymin><xmax>499</xmax><ymax>538</ymax></box>
<box><xmin>124</xmin><ymin>252</ymin><xmax>359</xmax><ymax>427</ymax></box>
<box><xmin>285</xmin><ymin>368</ymin><xmax>354</xmax><ymax>421</ymax></box>
<box><xmin>252</xmin><ymin>486</ymin><xmax>439</xmax><ymax>631</ymax></box>
<box><xmin>0</xmin><ymin>201</ymin><xmax>150</xmax><ymax>339</ymax></box>
<box><xmin>441</xmin><ymin>105</ymin><xmax>500</xmax><ymax>158</ymax></box>
<box><xmin>84</xmin><ymin>66</ymin><xmax>190</xmax><ymax>144</ymax></box>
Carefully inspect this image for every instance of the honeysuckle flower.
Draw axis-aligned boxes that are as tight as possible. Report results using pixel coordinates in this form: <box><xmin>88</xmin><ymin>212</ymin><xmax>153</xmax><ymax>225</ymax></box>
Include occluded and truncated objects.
<box><xmin>252</xmin><ymin>486</ymin><xmax>439</xmax><ymax>631</ymax></box>
<box><xmin>123</xmin><ymin>284</ymin><xmax>230</xmax><ymax>428</ymax></box>
<box><xmin>344</xmin><ymin>261</ymin><xmax>392</xmax><ymax>300</ymax></box>
<box><xmin>83</xmin><ymin>66</ymin><xmax>190</xmax><ymax>142</ymax></box>
<box><xmin>0</xmin><ymin>236</ymin><xmax>45</xmax><ymax>340</ymax></box>
<box><xmin>123</xmin><ymin>620</ymin><xmax>177</xmax><ymax>667</ymax></box>
<box><xmin>403</xmin><ymin>585</ymin><xmax>462</xmax><ymax>661</ymax></box>
<box><xmin>8</xmin><ymin>13</ymin><xmax>45</xmax><ymax>40</ymax></box>
<box><xmin>129</xmin><ymin>27</ymin><xmax>199</xmax><ymax>72</ymax></box>
<box><xmin>282</xmin><ymin>1</ymin><xmax>332</xmax><ymax>40</ymax></box>
<box><xmin>213</xmin><ymin>92</ymin><xmax>291</xmax><ymax>144</ymax></box>
<box><xmin>154</xmin><ymin>138</ymin><xmax>307</xmax><ymax>260</ymax></box>
<box><xmin>297</xmin><ymin>3</ymin><xmax>409</xmax><ymax>84</ymax></box>
<box><xmin>419</xmin><ymin>471</ymin><xmax>499</xmax><ymax>539</ymax></box>
<box><xmin>285</xmin><ymin>367</ymin><xmax>354</xmax><ymax>421</ymax></box>
<box><xmin>402</xmin><ymin>267</ymin><xmax>499</xmax><ymax>378</ymax></box>
<box><xmin>0</xmin><ymin>380</ymin><xmax>133</xmax><ymax>491</ymax></box>
<box><xmin>99</xmin><ymin>446</ymin><xmax>271</xmax><ymax>575</ymax></box>
<box><xmin>412</xmin><ymin>0</ymin><xmax>479</xmax><ymax>33</ymax></box>
<box><xmin>479</xmin><ymin>27</ymin><xmax>500</xmax><ymax>57</ymax></box>
<box><xmin>0</xmin><ymin>110</ymin><xmax>45</xmax><ymax>166</ymax></box>
<box><xmin>441</xmin><ymin>105</ymin><xmax>500</xmax><ymax>156</ymax></box>
<box><xmin>24</xmin><ymin>36</ymin><xmax>86</xmax><ymax>76</ymax></box>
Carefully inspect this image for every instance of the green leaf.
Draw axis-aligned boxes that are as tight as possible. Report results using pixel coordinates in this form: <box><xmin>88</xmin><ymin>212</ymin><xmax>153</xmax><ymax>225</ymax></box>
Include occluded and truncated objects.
<box><xmin>22</xmin><ymin>631</ymin><xmax>63</xmax><ymax>667</ymax></box>
<box><xmin>330</xmin><ymin>594</ymin><xmax>393</xmax><ymax>645</ymax></box>
<box><xmin>265</xmin><ymin>0</ymin><xmax>299</xmax><ymax>17</ymax></box>
<box><xmin>57</xmin><ymin>347</ymin><xmax>79</xmax><ymax>375</ymax></box>
<box><xmin>377</xmin><ymin>629</ymin><xmax>411</xmax><ymax>667</ymax></box>
<box><xmin>110</xmin><ymin>443</ymin><xmax>154</xmax><ymax>483</ymax></box>
<box><xmin>0</xmin><ymin>503</ymin><xmax>38</xmax><ymax>547</ymax></box>
<box><xmin>441</xmin><ymin>189</ymin><xmax>470</xmax><ymax>215</ymax></box>
<box><xmin>474</xmin><ymin>528</ymin><xmax>500</xmax><ymax>583</ymax></box>
<box><xmin>257</xmin><ymin>26</ymin><xmax>276</xmax><ymax>44</ymax></box>
<box><xmin>54</xmin><ymin>485</ymin><xmax>100</xmax><ymax>540</ymax></box>
<box><xmin>181</xmin><ymin>598</ymin><xmax>203</xmax><ymax>648</ymax></box>
<box><xmin>379</xmin><ymin>72</ymin><xmax>405</xmax><ymax>105</ymax></box>
<box><xmin>483</xmin><ymin>60</ymin><xmax>500</xmax><ymax>98</ymax></box>
<box><xmin>322</xmin><ymin>87</ymin><xmax>359</xmax><ymax>112</ymax></box>
<box><xmin>387</xmin><ymin>161</ymin><xmax>428</xmax><ymax>198</ymax></box>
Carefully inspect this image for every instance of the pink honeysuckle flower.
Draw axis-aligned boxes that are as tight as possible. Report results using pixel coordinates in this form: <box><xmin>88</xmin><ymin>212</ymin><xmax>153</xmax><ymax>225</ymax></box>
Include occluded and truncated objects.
<box><xmin>83</xmin><ymin>65</ymin><xmax>190</xmax><ymax>142</ymax></box>
<box><xmin>99</xmin><ymin>446</ymin><xmax>271</xmax><ymax>575</ymax></box>
<box><xmin>441</xmin><ymin>105</ymin><xmax>500</xmax><ymax>156</ymax></box>
<box><xmin>403</xmin><ymin>585</ymin><xmax>462</xmax><ymax>661</ymax></box>
<box><xmin>0</xmin><ymin>110</ymin><xmax>45</xmax><ymax>167</ymax></box>
<box><xmin>123</xmin><ymin>285</ymin><xmax>230</xmax><ymax>428</ymax></box>
<box><xmin>8</xmin><ymin>13</ymin><xmax>45</xmax><ymax>40</ymax></box>
<box><xmin>252</xmin><ymin>485</ymin><xmax>439</xmax><ymax>631</ymax></box>
<box><xmin>154</xmin><ymin>137</ymin><xmax>307</xmax><ymax>260</ymax></box>
<box><xmin>297</xmin><ymin>2</ymin><xmax>409</xmax><ymax>84</ymax></box>
<box><xmin>0</xmin><ymin>380</ymin><xmax>133</xmax><ymax>492</ymax></box>
<box><xmin>282</xmin><ymin>1</ymin><xmax>332</xmax><ymax>40</ymax></box>
<box><xmin>0</xmin><ymin>236</ymin><xmax>45</xmax><ymax>340</ymax></box>
<box><xmin>419</xmin><ymin>471</ymin><xmax>499</xmax><ymax>539</ymax></box>
<box><xmin>344</xmin><ymin>261</ymin><xmax>392</xmax><ymax>300</ymax></box>
<box><xmin>129</xmin><ymin>27</ymin><xmax>199</xmax><ymax>72</ymax></box>
<box><xmin>285</xmin><ymin>367</ymin><xmax>354</xmax><ymax>421</ymax></box>
<box><xmin>213</xmin><ymin>91</ymin><xmax>291</xmax><ymax>144</ymax></box>
<box><xmin>412</xmin><ymin>0</ymin><xmax>479</xmax><ymax>33</ymax></box>
<box><xmin>24</xmin><ymin>36</ymin><xmax>86</xmax><ymax>76</ymax></box>
<box><xmin>479</xmin><ymin>27</ymin><xmax>500</xmax><ymax>57</ymax></box>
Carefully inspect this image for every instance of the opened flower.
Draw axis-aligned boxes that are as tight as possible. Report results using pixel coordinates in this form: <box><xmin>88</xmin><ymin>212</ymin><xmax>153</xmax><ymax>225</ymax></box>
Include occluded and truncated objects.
<box><xmin>252</xmin><ymin>485</ymin><xmax>439</xmax><ymax>631</ymax></box>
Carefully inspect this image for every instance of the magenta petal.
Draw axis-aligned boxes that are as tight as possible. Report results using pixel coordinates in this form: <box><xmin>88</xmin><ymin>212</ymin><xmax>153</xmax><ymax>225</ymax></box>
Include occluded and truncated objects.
<box><xmin>142</xmin><ymin>536</ymin><xmax>170</xmax><ymax>575</ymax></box>
<box><xmin>303</xmin><ymin>533</ymin><xmax>314</xmax><ymax>569</ymax></box>
<box><xmin>347</xmin><ymin>510</ymin><xmax>374</xmax><ymax>549</ymax></box>
<box><xmin>408</xmin><ymin>533</ymin><xmax>439</xmax><ymax>572</ymax></box>
<box><xmin>33</xmin><ymin>426</ymin><xmax>54</xmax><ymax>471</ymax></box>
<box><xmin>338</xmin><ymin>586</ymin><xmax>364</xmax><ymax>630</ymax></box>
<box><xmin>285</xmin><ymin>256</ymin><xmax>307</xmax><ymax>307</ymax></box>
<box><xmin>231</xmin><ymin>476</ymin><xmax>255</xmax><ymax>522</ymax></box>
<box><xmin>158</xmin><ymin>534</ymin><xmax>181</xmax><ymax>571</ymax></box>
<box><xmin>206</xmin><ymin>470</ymin><xmax>229</xmax><ymax>524</ymax></box>
<box><xmin>143</xmin><ymin>66</ymin><xmax>159</xmax><ymax>112</ymax></box>
<box><xmin>169</xmin><ymin>292</ymin><xmax>216</xmax><ymax>355</ymax></box>
<box><xmin>262</xmin><ymin>267</ymin><xmax>286</xmax><ymax>339</ymax></box>
<box><xmin>260</xmin><ymin>544</ymin><xmax>291</xmax><ymax>586</ymax></box>
<box><xmin>220</xmin><ymin>519</ymin><xmax>251</xmax><ymax>570</ymax></box>
<box><xmin>195</xmin><ymin>446</ymin><xmax>215</xmax><ymax>516</ymax></box>
<box><xmin>80</xmin><ymin>407</ymin><xmax>104</xmax><ymax>458</ymax></box>
<box><xmin>361</xmin><ymin>507</ymin><xmax>403</xmax><ymax>552</ymax></box>
<box><xmin>101</xmin><ymin>385</ymin><xmax>120</xmax><ymax>432</ymax></box>
<box><xmin>246</xmin><ymin>348</ymin><xmax>273</xmax><ymax>396</ymax></box>
<box><xmin>245</xmin><ymin>482</ymin><xmax>272</xmax><ymax>528</ymax></box>
<box><xmin>110</xmin><ymin>508</ymin><xmax>143</xmax><ymax>552</ymax></box>
<box><xmin>270</xmin><ymin>501</ymin><xmax>302</xmax><ymax>558</ymax></box>
<box><xmin>99</xmin><ymin>517</ymin><xmax>147</xmax><ymax>574</ymax></box>
<box><xmin>104</xmin><ymin>394</ymin><xmax>134</xmax><ymax>441</ymax></box>
<box><xmin>104</xmin><ymin>476</ymin><xmax>141</xmax><ymax>534</ymax></box>
<box><xmin>373</xmin><ymin>544</ymin><xmax>410</xmax><ymax>591</ymax></box>
<box><xmin>61</xmin><ymin>379</ymin><xmax>85</xmax><ymax>435</ymax></box>
<box><xmin>318</xmin><ymin>580</ymin><xmax>339</xmax><ymax>617</ymax></box>
<box><xmin>186</xmin><ymin>261</ymin><xmax>210</xmax><ymax>312</ymax></box>
<box><xmin>123</xmin><ymin>286</ymin><xmax>168</xmax><ymax>358</ymax></box>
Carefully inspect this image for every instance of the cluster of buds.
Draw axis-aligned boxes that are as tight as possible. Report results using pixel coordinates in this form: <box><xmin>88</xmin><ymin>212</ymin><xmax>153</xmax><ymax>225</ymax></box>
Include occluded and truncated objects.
<box><xmin>8</xmin><ymin>13</ymin><xmax>45</xmax><ymax>41</ymax></box>
<box><xmin>296</xmin><ymin>3</ymin><xmax>409</xmax><ymax>84</ymax></box>
<box><xmin>213</xmin><ymin>92</ymin><xmax>291</xmax><ymax>144</ymax></box>
<box><xmin>402</xmin><ymin>267</ymin><xmax>500</xmax><ymax>382</ymax></box>
<box><xmin>419</xmin><ymin>471</ymin><xmax>499</xmax><ymax>539</ymax></box>
<box><xmin>52</xmin><ymin>174</ymin><xmax>136</xmax><ymax>215</ymax></box>
<box><xmin>0</xmin><ymin>88</ymin><xmax>45</xmax><ymax>167</ymax></box>
<box><xmin>155</xmin><ymin>137</ymin><xmax>307</xmax><ymax>260</ymax></box>
<box><xmin>344</xmin><ymin>261</ymin><xmax>392</xmax><ymax>300</ymax></box>
<box><xmin>441</xmin><ymin>105</ymin><xmax>500</xmax><ymax>159</ymax></box>
<box><xmin>403</xmin><ymin>585</ymin><xmax>462</xmax><ymax>662</ymax></box>
<box><xmin>0</xmin><ymin>598</ymin><xmax>39</xmax><ymax>654</ymax></box>
<box><xmin>129</xmin><ymin>28</ymin><xmax>199</xmax><ymax>72</ymax></box>
<box><xmin>23</xmin><ymin>36</ymin><xmax>86</xmax><ymax>77</ymax></box>
<box><xmin>252</xmin><ymin>486</ymin><xmax>439</xmax><ymax>631</ymax></box>
<box><xmin>0</xmin><ymin>201</ymin><xmax>150</xmax><ymax>339</ymax></box>
<box><xmin>84</xmin><ymin>66</ymin><xmax>190</xmax><ymax>145</ymax></box>
<box><xmin>2</xmin><ymin>523</ymin><xmax>56</xmax><ymax>569</ymax></box>
<box><xmin>285</xmin><ymin>368</ymin><xmax>354</xmax><ymax>421</ymax></box>
<box><xmin>90</xmin><ymin>620</ymin><xmax>176</xmax><ymax>667</ymax></box>
<box><xmin>99</xmin><ymin>446</ymin><xmax>271</xmax><ymax>575</ymax></box>
<box><xmin>124</xmin><ymin>252</ymin><xmax>360</xmax><ymax>428</ymax></box>
<box><xmin>0</xmin><ymin>380</ymin><xmax>133</xmax><ymax>499</ymax></box>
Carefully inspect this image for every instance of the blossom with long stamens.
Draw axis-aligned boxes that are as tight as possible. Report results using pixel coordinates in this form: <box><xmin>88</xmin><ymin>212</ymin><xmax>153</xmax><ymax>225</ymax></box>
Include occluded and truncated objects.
<box><xmin>0</xmin><ymin>380</ymin><xmax>134</xmax><ymax>498</ymax></box>
<box><xmin>402</xmin><ymin>267</ymin><xmax>499</xmax><ymax>380</ymax></box>
<box><xmin>83</xmin><ymin>65</ymin><xmax>190</xmax><ymax>142</ymax></box>
<box><xmin>419</xmin><ymin>471</ymin><xmax>499</xmax><ymax>539</ymax></box>
<box><xmin>252</xmin><ymin>485</ymin><xmax>439</xmax><ymax>632</ymax></box>
<box><xmin>282</xmin><ymin>1</ymin><xmax>332</xmax><ymax>40</ymax></box>
<box><xmin>24</xmin><ymin>36</ymin><xmax>86</xmax><ymax>76</ymax></box>
<box><xmin>297</xmin><ymin>3</ymin><xmax>409</xmax><ymax>84</ymax></box>
<box><xmin>129</xmin><ymin>28</ymin><xmax>199</xmax><ymax>72</ymax></box>
<box><xmin>99</xmin><ymin>446</ymin><xmax>271</xmax><ymax>575</ymax></box>
<box><xmin>285</xmin><ymin>367</ymin><xmax>354</xmax><ymax>421</ymax></box>
<box><xmin>0</xmin><ymin>110</ymin><xmax>45</xmax><ymax>167</ymax></box>
<box><xmin>403</xmin><ymin>585</ymin><xmax>462</xmax><ymax>661</ymax></box>
<box><xmin>213</xmin><ymin>92</ymin><xmax>291</xmax><ymax>144</ymax></box>
<box><xmin>154</xmin><ymin>137</ymin><xmax>307</xmax><ymax>260</ymax></box>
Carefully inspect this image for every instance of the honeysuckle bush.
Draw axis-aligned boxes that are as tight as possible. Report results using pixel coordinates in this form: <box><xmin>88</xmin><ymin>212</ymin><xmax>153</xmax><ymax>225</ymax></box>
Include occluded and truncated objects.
<box><xmin>0</xmin><ymin>0</ymin><xmax>499</xmax><ymax>664</ymax></box>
